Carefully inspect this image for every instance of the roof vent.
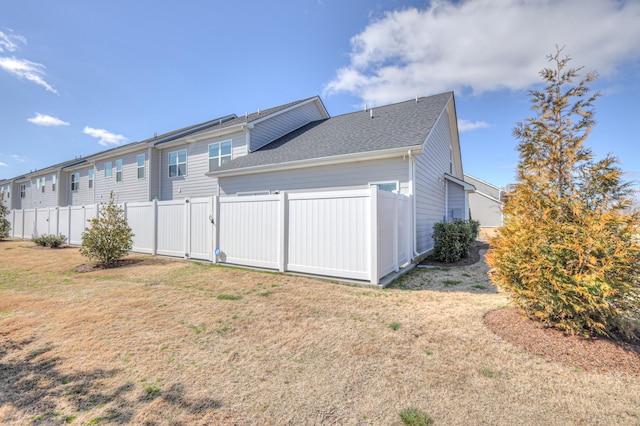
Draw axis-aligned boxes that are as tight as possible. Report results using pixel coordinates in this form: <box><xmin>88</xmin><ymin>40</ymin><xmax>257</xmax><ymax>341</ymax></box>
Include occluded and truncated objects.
<box><xmin>257</xmin><ymin>107</ymin><xmax>260</xmax><ymax>115</ymax></box>
<box><xmin>370</xmin><ymin>108</ymin><xmax>373</xmax><ymax>119</ymax></box>
<box><xmin>364</xmin><ymin>103</ymin><xmax>367</xmax><ymax>112</ymax></box>
<box><xmin>245</xmin><ymin>111</ymin><xmax>248</xmax><ymax>119</ymax></box>
<box><xmin>154</xmin><ymin>132</ymin><xmax>157</xmax><ymax>138</ymax></box>
<box><xmin>416</xmin><ymin>94</ymin><xmax>418</xmax><ymax>103</ymax></box>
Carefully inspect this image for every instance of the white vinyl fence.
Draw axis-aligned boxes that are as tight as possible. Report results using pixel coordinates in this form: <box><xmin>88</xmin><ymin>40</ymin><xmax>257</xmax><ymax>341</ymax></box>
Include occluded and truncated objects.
<box><xmin>6</xmin><ymin>188</ymin><xmax>411</xmax><ymax>284</ymax></box>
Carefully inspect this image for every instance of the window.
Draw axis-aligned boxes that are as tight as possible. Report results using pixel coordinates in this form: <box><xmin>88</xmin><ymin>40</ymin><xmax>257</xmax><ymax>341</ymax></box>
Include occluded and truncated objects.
<box><xmin>105</xmin><ymin>161</ymin><xmax>112</xmax><ymax>178</ymax></box>
<box><xmin>52</xmin><ymin>175</ymin><xmax>57</xmax><ymax>192</ymax></box>
<box><xmin>71</xmin><ymin>172</ymin><xmax>80</xmax><ymax>191</ymax></box>
<box><xmin>88</xmin><ymin>169</ymin><xmax>94</xmax><ymax>189</ymax></box>
<box><xmin>169</xmin><ymin>150</ymin><xmax>187</xmax><ymax>177</ymax></box>
<box><xmin>370</xmin><ymin>181</ymin><xmax>399</xmax><ymax>193</ymax></box>
<box><xmin>208</xmin><ymin>140</ymin><xmax>232</xmax><ymax>171</ymax></box>
<box><xmin>20</xmin><ymin>184</ymin><xmax>26</xmax><ymax>198</ymax></box>
<box><xmin>116</xmin><ymin>159</ymin><xmax>123</xmax><ymax>182</ymax></box>
<box><xmin>137</xmin><ymin>154</ymin><xmax>145</xmax><ymax>179</ymax></box>
<box><xmin>40</xmin><ymin>177</ymin><xmax>46</xmax><ymax>193</ymax></box>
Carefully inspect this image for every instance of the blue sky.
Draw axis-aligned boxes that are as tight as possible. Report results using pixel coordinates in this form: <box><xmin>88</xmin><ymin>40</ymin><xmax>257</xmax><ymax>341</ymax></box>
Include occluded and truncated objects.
<box><xmin>1</xmin><ymin>0</ymin><xmax>639</xmax><ymax>198</ymax></box>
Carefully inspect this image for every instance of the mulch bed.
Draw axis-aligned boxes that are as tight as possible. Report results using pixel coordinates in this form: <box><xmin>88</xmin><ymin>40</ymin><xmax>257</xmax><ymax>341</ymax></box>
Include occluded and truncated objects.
<box><xmin>419</xmin><ymin>241</ymin><xmax>489</xmax><ymax>267</ymax></box>
<box><xmin>485</xmin><ymin>307</ymin><xmax>640</xmax><ymax>375</ymax></box>
<box><xmin>73</xmin><ymin>258</ymin><xmax>144</xmax><ymax>273</ymax></box>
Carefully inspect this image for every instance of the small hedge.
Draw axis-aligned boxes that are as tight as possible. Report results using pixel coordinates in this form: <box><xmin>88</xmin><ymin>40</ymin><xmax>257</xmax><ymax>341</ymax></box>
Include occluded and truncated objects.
<box><xmin>432</xmin><ymin>219</ymin><xmax>479</xmax><ymax>263</ymax></box>
<box><xmin>34</xmin><ymin>234</ymin><xmax>67</xmax><ymax>248</ymax></box>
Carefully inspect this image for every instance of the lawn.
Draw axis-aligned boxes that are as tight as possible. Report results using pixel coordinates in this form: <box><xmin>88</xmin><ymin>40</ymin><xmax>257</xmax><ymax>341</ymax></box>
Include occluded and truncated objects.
<box><xmin>0</xmin><ymin>240</ymin><xmax>639</xmax><ymax>425</ymax></box>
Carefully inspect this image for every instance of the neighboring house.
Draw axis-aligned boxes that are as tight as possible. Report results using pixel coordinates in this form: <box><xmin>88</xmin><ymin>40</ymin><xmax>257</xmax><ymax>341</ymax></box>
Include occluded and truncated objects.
<box><xmin>2</xmin><ymin>92</ymin><xmax>472</xmax><ymax>259</ymax></box>
<box><xmin>464</xmin><ymin>173</ymin><xmax>503</xmax><ymax>238</ymax></box>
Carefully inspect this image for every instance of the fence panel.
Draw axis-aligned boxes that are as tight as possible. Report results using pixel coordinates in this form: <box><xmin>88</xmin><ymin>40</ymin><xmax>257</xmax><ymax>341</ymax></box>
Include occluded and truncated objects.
<box><xmin>23</xmin><ymin>209</ymin><xmax>36</xmax><ymax>240</ymax></box>
<box><xmin>189</xmin><ymin>197</ymin><xmax>212</xmax><ymax>261</ymax></box>
<box><xmin>287</xmin><ymin>190</ymin><xmax>371</xmax><ymax>280</ymax></box>
<box><xmin>156</xmin><ymin>200</ymin><xmax>185</xmax><ymax>257</ymax></box>
<box><xmin>69</xmin><ymin>206</ymin><xmax>87</xmax><ymax>245</ymax></box>
<box><xmin>6</xmin><ymin>210</ymin><xmax>15</xmax><ymax>238</ymax></box>
<box><xmin>127</xmin><ymin>202</ymin><xmax>155</xmax><ymax>254</ymax></box>
<box><xmin>218</xmin><ymin>195</ymin><xmax>280</xmax><ymax>269</ymax></box>
<box><xmin>58</xmin><ymin>207</ymin><xmax>70</xmax><ymax>241</ymax></box>
<box><xmin>35</xmin><ymin>208</ymin><xmax>50</xmax><ymax>238</ymax></box>
<box><xmin>48</xmin><ymin>208</ymin><xmax>59</xmax><ymax>236</ymax></box>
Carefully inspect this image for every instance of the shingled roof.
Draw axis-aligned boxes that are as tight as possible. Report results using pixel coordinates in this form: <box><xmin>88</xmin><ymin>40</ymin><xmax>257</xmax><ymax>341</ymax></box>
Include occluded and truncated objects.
<box><xmin>211</xmin><ymin>92</ymin><xmax>453</xmax><ymax>175</ymax></box>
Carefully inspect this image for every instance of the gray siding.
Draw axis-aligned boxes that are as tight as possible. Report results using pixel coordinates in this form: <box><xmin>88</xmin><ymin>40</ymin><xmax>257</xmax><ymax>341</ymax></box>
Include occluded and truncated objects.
<box><xmin>159</xmin><ymin>132</ymin><xmax>247</xmax><ymax>200</ymax></box>
<box><xmin>0</xmin><ymin>184</ymin><xmax>11</xmax><ymax>208</ymax></box>
<box><xmin>27</xmin><ymin>173</ymin><xmax>59</xmax><ymax>208</ymax></box>
<box><xmin>149</xmin><ymin>148</ymin><xmax>161</xmax><ymax>200</ymax></box>
<box><xmin>94</xmin><ymin>149</ymin><xmax>149</xmax><ymax>203</ymax></box>
<box><xmin>219</xmin><ymin>157</ymin><xmax>410</xmax><ymax>196</ymax></box>
<box><xmin>464</xmin><ymin>174</ymin><xmax>501</xmax><ymax>200</ymax></box>
<box><xmin>249</xmin><ymin>102</ymin><xmax>325</xmax><ymax>152</ymax></box>
<box><xmin>446</xmin><ymin>181</ymin><xmax>465</xmax><ymax>220</ymax></box>
<box><xmin>469</xmin><ymin>191</ymin><xmax>503</xmax><ymax>227</ymax></box>
<box><xmin>414</xmin><ymin>109</ymin><xmax>452</xmax><ymax>253</ymax></box>
<box><xmin>17</xmin><ymin>180</ymin><xmax>31</xmax><ymax>209</ymax></box>
<box><xmin>68</xmin><ymin>167</ymin><xmax>95</xmax><ymax>206</ymax></box>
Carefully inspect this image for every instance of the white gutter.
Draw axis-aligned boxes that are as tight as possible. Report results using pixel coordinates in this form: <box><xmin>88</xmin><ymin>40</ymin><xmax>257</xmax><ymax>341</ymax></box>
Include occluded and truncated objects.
<box><xmin>408</xmin><ymin>150</ymin><xmax>429</xmax><ymax>259</ymax></box>
<box><xmin>206</xmin><ymin>145</ymin><xmax>423</xmax><ymax>178</ymax></box>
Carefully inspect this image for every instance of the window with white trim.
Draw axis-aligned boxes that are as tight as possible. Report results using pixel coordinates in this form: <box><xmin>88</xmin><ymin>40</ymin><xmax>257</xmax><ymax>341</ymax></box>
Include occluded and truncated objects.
<box><xmin>169</xmin><ymin>150</ymin><xmax>187</xmax><ymax>177</ymax></box>
<box><xmin>208</xmin><ymin>140</ymin><xmax>232</xmax><ymax>171</ymax></box>
<box><xmin>52</xmin><ymin>174</ymin><xmax>57</xmax><ymax>192</ymax></box>
<box><xmin>137</xmin><ymin>154</ymin><xmax>145</xmax><ymax>179</ymax></box>
<box><xmin>71</xmin><ymin>172</ymin><xmax>80</xmax><ymax>191</ymax></box>
<box><xmin>88</xmin><ymin>169</ymin><xmax>94</xmax><ymax>189</ymax></box>
<box><xmin>105</xmin><ymin>161</ymin><xmax>112</xmax><ymax>178</ymax></box>
<box><xmin>370</xmin><ymin>181</ymin><xmax>399</xmax><ymax>193</ymax></box>
<box><xmin>115</xmin><ymin>159</ymin><xmax>123</xmax><ymax>182</ymax></box>
<box><xmin>40</xmin><ymin>177</ymin><xmax>45</xmax><ymax>193</ymax></box>
<box><xmin>20</xmin><ymin>184</ymin><xmax>26</xmax><ymax>198</ymax></box>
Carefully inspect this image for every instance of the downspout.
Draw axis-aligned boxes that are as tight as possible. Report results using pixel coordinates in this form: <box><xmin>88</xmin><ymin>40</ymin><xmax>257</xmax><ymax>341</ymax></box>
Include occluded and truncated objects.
<box><xmin>408</xmin><ymin>150</ymin><xmax>422</xmax><ymax>259</ymax></box>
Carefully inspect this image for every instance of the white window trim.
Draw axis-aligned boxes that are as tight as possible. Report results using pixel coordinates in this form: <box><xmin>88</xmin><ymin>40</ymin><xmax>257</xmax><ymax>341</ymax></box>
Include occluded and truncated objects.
<box><xmin>52</xmin><ymin>174</ymin><xmax>57</xmax><ymax>192</ymax></box>
<box><xmin>137</xmin><ymin>154</ymin><xmax>145</xmax><ymax>179</ymax></box>
<box><xmin>88</xmin><ymin>169</ymin><xmax>94</xmax><ymax>189</ymax></box>
<box><xmin>20</xmin><ymin>184</ymin><xmax>26</xmax><ymax>198</ymax></box>
<box><xmin>208</xmin><ymin>140</ymin><xmax>232</xmax><ymax>172</ymax></box>
<box><xmin>105</xmin><ymin>161</ymin><xmax>113</xmax><ymax>178</ymax></box>
<box><xmin>168</xmin><ymin>149</ymin><xmax>187</xmax><ymax>178</ymax></box>
<box><xmin>115</xmin><ymin>159</ymin><xmax>123</xmax><ymax>183</ymax></box>
<box><xmin>71</xmin><ymin>173</ymin><xmax>80</xmax><ymax>191</ymax></box>
<box><xmin>369</xmin><ymin>181</ymin><xmax>400</xmax><ymax>193</ymax></box>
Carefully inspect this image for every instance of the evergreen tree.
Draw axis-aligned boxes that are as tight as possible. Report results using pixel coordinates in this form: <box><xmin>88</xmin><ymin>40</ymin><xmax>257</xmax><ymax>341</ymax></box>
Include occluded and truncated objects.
<box><xmin>0</xmin><ymin>192</ymin><xmax>10</xmax><ymax>240</ymax></box>
<box><xmin>486</xmin><ymin>48</ymin><xmax>640</xmax><ymax>338</ymax></box>
<box><xmin>80</xmin><ymin>193</ymin><xmax>134</xmax><ymax>266</ymax></box>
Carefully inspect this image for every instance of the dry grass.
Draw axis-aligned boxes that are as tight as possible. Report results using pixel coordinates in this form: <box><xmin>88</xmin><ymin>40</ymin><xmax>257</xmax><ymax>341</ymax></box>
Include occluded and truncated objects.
<box><xmin>1</xmin><ymin>239</ymin><xmax>639</xmax><ymax>425</ymax></box>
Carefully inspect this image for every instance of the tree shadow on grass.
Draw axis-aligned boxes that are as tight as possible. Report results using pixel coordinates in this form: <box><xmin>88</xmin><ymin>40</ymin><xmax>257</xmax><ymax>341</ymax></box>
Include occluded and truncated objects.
<box><xmin>0</xmin><ymin>335</ymin><xmax>222</xmax><ymax>423</ymax></box>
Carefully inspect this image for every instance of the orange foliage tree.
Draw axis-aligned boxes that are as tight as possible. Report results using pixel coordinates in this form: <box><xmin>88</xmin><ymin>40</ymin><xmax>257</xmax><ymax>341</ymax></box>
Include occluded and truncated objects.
<box><xmin>486</xmin><ymin>49</ymin><xmax>640</xmax><ymax>338</ymax></box>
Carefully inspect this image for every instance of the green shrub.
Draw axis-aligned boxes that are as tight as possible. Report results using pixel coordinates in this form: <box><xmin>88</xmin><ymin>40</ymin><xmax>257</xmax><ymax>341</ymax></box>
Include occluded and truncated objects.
<box><xmin>399</xmin><ymin>408</ymin><xmax>433</xmax><ymax>426</ymax></box>
<box><xmin>34</xmin><ymin>234</ymin><xmax>67</xmax><ymax>248</ymax></box>
<box><xmin>80</xmin><ymin>193</ymin><xmax>134</xmax><ymax>267</ymax></box>
<box><xmin>432</xmin><ymin>219</ymin><xmax>478</xmax><ymax>263</ymax></box>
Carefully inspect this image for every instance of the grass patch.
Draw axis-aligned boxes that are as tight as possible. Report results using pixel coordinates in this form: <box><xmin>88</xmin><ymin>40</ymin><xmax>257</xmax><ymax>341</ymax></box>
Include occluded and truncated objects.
<box><xmin>257</xmin><ymin>291</ymin><xmax>273</xmax><ymax>297</ymax></box>
<box><xmin>399</xmin><ymin>407</ymin><xmax>433</xmax><ymax>426</ymax></box>
<box><xmin>389</xmin><ymin>322</ymin><xmax>401</xmax><ymax>331</ymax></box>
<box><xmin>472</xmin><ymin>284</ymin><xmax>487</xmax><ymax>290</ymax></box>
<box><xmin>64</xmin><ymin>414</ymin><xmax>77</xmax><ymax>423</ymax></box>
<box><xmin>480</xmin><ymin>368</ymin><xmax>495</xmax><ymax>378</ymax></box>
<box><xmin>217</xmin><ymin>294</ymin><xmax>242</xmax><ymax>301</ymax></box>
<box><xmin>442</xmin><ymin>279</ymin><xmax>462</xmax><ymax>287</ymax></box>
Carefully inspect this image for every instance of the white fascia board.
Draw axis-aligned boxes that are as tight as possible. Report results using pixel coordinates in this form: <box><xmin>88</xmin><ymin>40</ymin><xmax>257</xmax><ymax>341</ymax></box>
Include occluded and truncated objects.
<box><xmin>444</xmin><ymin>173</ymin><xmax>476</xmax><ymax>192</ymax></box>
<box><xmin>463</xmin><ymin>173</ymin><xmax>501</xmax><ymax>191</ymax></box>
<box><xmin>206</xmin><ymin>145</ymin><xmax>423</xmax><ymax>178</ymax></box>
<box><xmin>84</xmin><ymin>143</ymin><xmax>149</xmax><ymax>163</ymax></box>
<box><xmin>62</xmin><ymin>161</ymin><xmax>92</xmax><ymax>172</ymax></box>
<box><xmin>474</xmin><ymin>189</ymin><xmax>503</xmax><ymax>204</ymax></box>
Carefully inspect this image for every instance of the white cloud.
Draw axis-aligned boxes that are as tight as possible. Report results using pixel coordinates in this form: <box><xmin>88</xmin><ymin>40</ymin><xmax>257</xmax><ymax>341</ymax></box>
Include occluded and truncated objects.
<box><xmin>0</xmin><ymin>162</ymin><xmax>7</xmax><ymax>167</ymax></box>
<box><xmin>27</xmin><ymin>113</ymin><xmax>69</xmax><ymax>127</ymax></box>
<box><xmin>0</xmin><ymin>29</ymin><xmax>26</xmax><ymax>52</ymax></box>
<box><xmin>0</xmin><ymin>29</ymin><xmax>57</xmax><ymax>94</ymax></box>
<box><xmin>83</xmin><ymin>127</ymin><xmax>128</xmax><ymax>147</ymax></box>
<box><xmin>324</xmin><ymin>0</ymin><xmax>640</xmax><ymax>106</ymax></box>
<box><xmin>458</xmin><ymin>119</ymin><xmax>490</xmax><ymax>133</ymax></box>
<box><xmin>11</xmin><ymin>154</ymin><xmax>27</xmax><ymax>162</ymax></box>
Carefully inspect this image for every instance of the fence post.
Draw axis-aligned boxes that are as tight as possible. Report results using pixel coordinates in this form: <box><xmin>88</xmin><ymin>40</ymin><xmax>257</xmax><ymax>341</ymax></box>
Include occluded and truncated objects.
<box><xmin>33</xmin><ymin>207</ymin><xmax>38</xmax><ymax>240</ymax></box>
<box><xmin>278</xmin><ymin>192</ymin><xmax>288</xmax><ymax>273</ymax></box>
<box><xmin>213</xmin><ymin>196</ymin><xmax>219</xmax><ymax>264</ymax></box>
<box><xmin>184</xmin><ymin>198</ymin><xmax>191</xmax><ymax>259</ymax></box>
<box><xmin>67</xmin><ymin>206</ymin><xmax>72</xmax><ymax>244</ymax></box>
<box><xmin>369</xmin><ymin>187</ymin><xmax>379</xmax><ymax>284</ymax></box>
<box><xmin>152</xmin><ymin>199</ymin><xmax>158</xmax><ymax>255</ymax></box>
<box><xmin>393</xmin><ymin>193</ymin><xmax>399</xmax><ymax>272</ymax></box>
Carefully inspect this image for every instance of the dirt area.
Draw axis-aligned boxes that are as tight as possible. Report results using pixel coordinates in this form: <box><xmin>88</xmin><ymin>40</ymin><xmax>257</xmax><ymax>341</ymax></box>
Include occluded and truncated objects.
<box><xmin>1</xmin><ymin>239</ymin><xmax>639</xmax><ymax>425</ymax></box>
